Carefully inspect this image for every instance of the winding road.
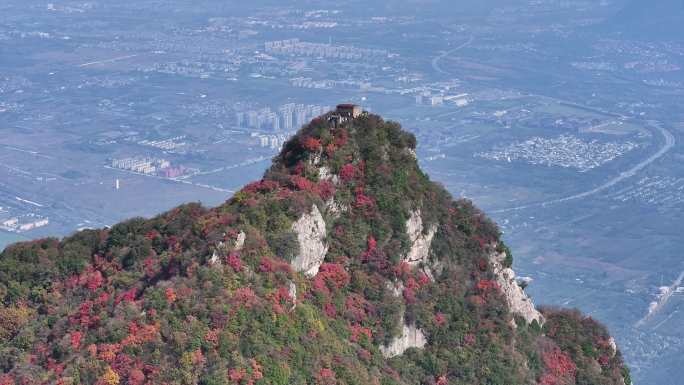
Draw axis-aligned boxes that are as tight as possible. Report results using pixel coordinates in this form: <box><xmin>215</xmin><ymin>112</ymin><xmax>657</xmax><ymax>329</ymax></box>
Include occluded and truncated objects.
<box><xmin>431</xmin><ymin>36</ymin><xmax>474</xmax><ymax>75</ymax></box>
<box><xmin>491</xmin><ymin>121</ymin><xmax>676</xmax><ymax>214</ymax></box>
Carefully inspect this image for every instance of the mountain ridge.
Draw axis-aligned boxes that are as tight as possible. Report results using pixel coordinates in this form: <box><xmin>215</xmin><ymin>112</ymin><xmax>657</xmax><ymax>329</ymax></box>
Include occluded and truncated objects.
<box><xmin>0</xmin><ymin>108</ymin><xmax>630</xmax><ymax>385</ymax></box>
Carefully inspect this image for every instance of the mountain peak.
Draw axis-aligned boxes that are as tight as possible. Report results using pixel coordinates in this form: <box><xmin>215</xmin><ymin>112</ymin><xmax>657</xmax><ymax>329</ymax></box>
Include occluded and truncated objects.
<box><xmin>0</xmin><ymin>110</ymin><xmax>631</xmax><ymax>385</ymax></box>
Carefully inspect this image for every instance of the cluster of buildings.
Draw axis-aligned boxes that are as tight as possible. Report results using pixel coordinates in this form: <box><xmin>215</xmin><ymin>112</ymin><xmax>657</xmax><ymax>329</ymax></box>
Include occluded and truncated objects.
<box><xmin>236</xmin><ymin>103</ymin><xmax>331</xmax><ymax>131</ymax></box>
<box><xmin>476</xmin><ymin>135</ymin><xmax>639</xmax><ymax>172</ymax></box>
<box><xmin>1</xmin><ymin>215</ymin><xmax>49</xmax><ymax>233</ymax></box>
<box><xmin>111</xmin><ymin>157</ymin><xmax>187</xmax><ymax>178</ymax></box>
<box><xmin>289</xmin><ymin>77</ymin><xmax>370</xmax><ymax>90</ymax></box>
<box><xmin>137</xmin><ymin>136</ymin><xmax>187</xmax><ymax>151</ymax></box>
<box><xmin>252</xmin><ymin>133</ymin><xmax>290</xmax><ymax>150</ymax></box>
<box><xmin>415</xmin><ymin>92</ymin><xmax>470</xmax><ymax>107</ymax></box>
<box><xmin>264</xmin><ymin>39</ymin><xmax>388</xmax><ymax>60</ymax></box>
<box><xmin>610</xmin><ymin>176</ymin><xmax>684</xmax><ymax>208</ymax></box>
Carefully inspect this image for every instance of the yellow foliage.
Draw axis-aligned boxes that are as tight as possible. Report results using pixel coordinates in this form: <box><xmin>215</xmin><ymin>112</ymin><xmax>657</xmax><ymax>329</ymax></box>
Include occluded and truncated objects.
<box><xmin>102</xmin><ymin>366</ymin><xmax>119</xmax><ymax>385</ymax></box>
<box><xmin>0</xmin><ymin>305</ymin><xmax>35</xmax><ymax>340</ymax></box>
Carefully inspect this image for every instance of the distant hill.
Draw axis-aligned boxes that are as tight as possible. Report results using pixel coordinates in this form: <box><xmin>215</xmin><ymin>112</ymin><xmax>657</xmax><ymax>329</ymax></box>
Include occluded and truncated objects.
<box><xmin>604</xmin><ymin>0</ymin><xmax>684</xmax><ymax>40</ymax></box>
<box><xmin>0</xmin><ymin>109</ymin><xmax>631</xmax><ymax>385</ymax></box>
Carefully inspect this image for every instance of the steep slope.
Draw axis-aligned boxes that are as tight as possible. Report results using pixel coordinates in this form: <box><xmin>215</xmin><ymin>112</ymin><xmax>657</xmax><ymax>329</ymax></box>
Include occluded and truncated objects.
<box><xmin>0</xmin><ymin>110</ymin><xmax>630</xmax><ymax>385</ymax></box>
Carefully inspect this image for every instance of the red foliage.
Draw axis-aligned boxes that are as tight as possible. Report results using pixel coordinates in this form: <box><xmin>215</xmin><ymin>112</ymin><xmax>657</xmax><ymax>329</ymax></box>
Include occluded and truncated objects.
<box><xmin>228</xmin><ymin>360</ymin><xmax>262</xmax><ymax>385</ymax></box>
<box><xmin>116</xmin><ymin>288</ymin><xmax>138</xmax><ymax>304</ymax></box>
<box><xmin>393</xmin><ymin>261</ymin><xmax>411</xmax><ymax>279</ymax></box>
<box><xmin>228</xmin><ymin>367</ymin><xmax>246</xmax><ymax>383</ymax></box>
<box><xmin>271</xmin><ymin>286</ymin><xmax>293</xmax><ymax>314</ymax></box>
<box><xmin>290</xmin><ymin>175</ymin><xmax>316</xmax><ymax>193</ymax></box>
<box><xmin>476</xmin><ymin>279</ymin><xmax>500</xmax><ymax>292</ymax></box>
<box><xmin>417</xmin><ymin>272</ymin><xmax>431</xmax><ymax>286</ymax></box>
<box><xmin>121</xmin><ymin>321</ymin><xmax>160</xmax><ymax>347</ymax></box>
<box><xmin>96</xmin><ymin>292</ymin><xmax>110</xmax><ymax>306</ymax></box>
<box><xmin>165</xmin><ymin>288</ymin><xmax>177</xmax><ymax>303</ymax></box>
<box><xmin>293</xmin><ymin>161</ymin><xmax>305</xmax><ymax>175</ymax></box>
<box><xmin>98</xmin><ymin>343</ymin><xmax>122</xmax><ymax>362</ymax></box>
<box><xmin>302</xmin><ymin>136</ymin><xmax>322</xmax><ymax>152</ymax></box>
<box><xmin>312</xmin><ymin>275</ymin><xmax>331</xmax><ymax>296</ymax></box>
<box><xmin>339</xmin><ymin>163</ymin><xmax>357</xmax><ymax>182</ymax></box>
<box><xmin>402</xmin><ymin>286</ymin><xmax>416</xmax><ymax>304</ymax></box>
<box><xmin>205</xmin><ymin>329</ymin><xmax>220</xmax><ymax>346</ymax></box>
<box><xmin>250</xmin><ymin>359</ymin><xmax>263</xmax><ymax>381</ymax></box>
<box><xmin>361</xmin><ymin>235</ymin><xmax>388</xmax><ymax>270</ymax></box>
<box><xmin>367</xmin><ymin>236</ymin><xmax>377</xmax><ymax>251</ymax></box>
<box><xmin>349</xmin><ymin>324</ymin><xmax>372</xmax><ymax>343</ymax></box>
<box><xmin>436</xmin><ymin>375</ymin><xmax>449</xmax><ymax>385</ymax></box>
<box><xmin>258</xmin><ymin>256</ymin><xmax>291</xmax><ymax>274</ymax></box>
<box><xmin>434</xmin><ymin>312</ymin><xmax>447</xmax><ymax>327</ymax></box>
<box><xmin>354</xmin><ymin>187</ymin><xmax>374</xmax><ymax>210</ymax></box>
<box><xmin>70</xmin><ymin>331</ymin><xmax>82</xmax><ymax>350</ymax></box>
<box><xmin>472</xmin><ymin>235</ymin><xmax>489</xmax><ymax>249</ymax></box>
<box><xmin>463</xmin><ymin>333</ymin><xmax>476</xmax><ymax>346</ymax></box>
<box><xmin>143</xmin><ymin>257</ymin><xmax>159</xmax><ymax>277</ymax></box>
<box><xmin>46</xmin><ymin>358</ymin><xmax>65</xmax><ymax>376</ymax></box>
<box><xmin>317</xmin><ymin>368</ymin><xmax>337</xmax><ymax>385</ymax></box>
<box><xmin>344</xmin><ymin>294</ymin><xmax>372</xmax><ymax>322</ymax></box>
<box><xmin>315</xmin><ymin>263</ymin><xmax>350</xmax><ymax>290</ymax></box>
<box><xmin>128</xmin><ymin>369</ymin><xmax>145</xmax><ymax>385</ymax></box>
<box><xmin>242</xmin><ymin>179</ymin><xmax>280</xmax><ymax>194</ymax></box>
<box><xmin>539</xmin><ymin>346</ymin><xmax>577</xmax><ymax>385</ymax></box>
<box><xmin>324</xmin><ymin>302</ymin><xmax>337</xmax><ymax>318</ymax></box>
<box><xmin>85</xmin><ymin>270</ymin><xmax>104</xmax><ymax>291</ymax></box>
<box><xmin>233</xmin><ymin>287</ymin><xmax>257</xmax><ymax>308</ymax></box>
<box><xmin>259</xmin><ymin>256</ymin><xmax>274</xmax><ymax>273</ymax></box>
<box><xmin>317</xmin><ymin>180</ymin><xmax>336</xmax><ymax>200</ymax></box>
<box><xmin>226</xmin><ymin>252</ymin><xmax>243</xmax><ymax>272</ymax></box>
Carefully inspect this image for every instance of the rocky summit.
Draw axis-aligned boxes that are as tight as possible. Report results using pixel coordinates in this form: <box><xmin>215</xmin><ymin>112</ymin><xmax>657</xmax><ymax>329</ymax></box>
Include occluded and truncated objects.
<box><xmin>0</xmin><ymin>107</ymin><xmax>631</xmax><ymax>385</ymax></box>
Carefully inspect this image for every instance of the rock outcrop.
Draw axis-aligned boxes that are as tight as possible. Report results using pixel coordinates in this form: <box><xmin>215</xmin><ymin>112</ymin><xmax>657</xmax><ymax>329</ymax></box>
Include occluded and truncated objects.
<box><xmin>318</xmin><ymin>166</ymin><xmax>339</xmax><ymax>184</ymax></box>
<box><xmin>403</xmin><ymin>209</ymin><xmax>438</xmax><ymax>280</ymax></box>
<box><xmin>290</xmin><ymin>204</ymin><xmax>328</xmax><ymax>277</ymax></box>
<box><xmin>209</xmin><ymin>230</ymin><xmax>245</xmax><ymax>265</ymax></box>
<box><xmin>380</xmin><ymin>315</ymin><xmax>428</xmax><ymax>358</ymax></box>
<box><xmin>490</xmin><ymin>251</ymin><xmax>543</xmax><ymax>325</ymax></box>
<box><xmin>404</xmin><ymin>210</ymin><xmax>437</xmax><ymax>266</ymax></box>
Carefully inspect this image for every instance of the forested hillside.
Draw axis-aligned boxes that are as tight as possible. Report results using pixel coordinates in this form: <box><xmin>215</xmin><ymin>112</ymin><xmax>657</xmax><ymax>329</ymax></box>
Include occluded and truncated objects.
<box><xmin>0</xmin><ymin>112</ymin><xmax>630</xmax><ymax>385</ymax></box>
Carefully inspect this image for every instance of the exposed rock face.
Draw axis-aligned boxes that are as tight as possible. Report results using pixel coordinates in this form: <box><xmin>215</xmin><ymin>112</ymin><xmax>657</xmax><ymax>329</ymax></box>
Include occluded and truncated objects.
<box><xmin>288</xmin><ymin>280</ymin><xmax>297</xmax><ymax>310</ymax></box>
<box><xmin>324</xmin><ymin>198</ymin><xmax>347</xmax><ymax>218</ymax></box>
<box><xmin>209</xmin><ymin>243</ymin><xmax>223</xmax><ymax>265</ymax></box>
<box><xmin>404</xmin><ymin>210</ymin><xmax>437</xmax><ymax>269</ymax></box>
<box><xmin>234</xmin><ymin>231</ymin><xmax>246</xmax><ymax>250</ymax></box>
<box><xmin>386</xmin><ymin>280</ymin><xmax>404</xmax><ymax>298</ymax></box>
<box><xmin>380</xmin><ymin>315</ymin><xmax>428</xmax><ymax>358</ymax></box>
<box><xmin>290</xmin><ymin>204</ymin><xmax>328</xmax><ymax>277</ymax></box>
<box><xmin>309</xmin><ymin>152</ymin><xmax>322</xmax><ymax>167</ymax></box>
<box><xmin>318</xmin><ymin>166</ymin><xmax>339</xmax><ymax>184</ymax></box>
<box><xmin>490</xmin><ymin>251</ymin><xmax>543</xmax><ymax>325</ymax></box>
<box><xmin>609</xmin><ymin>337</ymin><xmax>617</xmax><ymax>358</ymax></box>
<box><xmin>209</xmin><ymin>231</ymin><xmax>246</xmax><ymax>265</ymax></box>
